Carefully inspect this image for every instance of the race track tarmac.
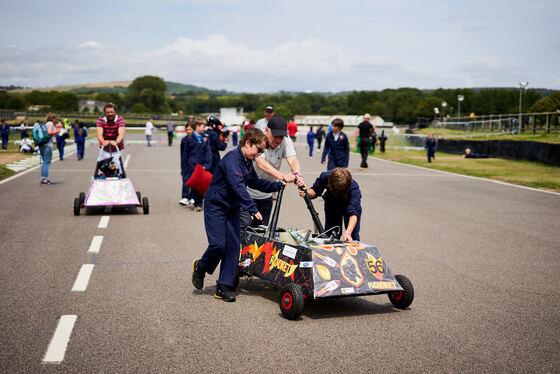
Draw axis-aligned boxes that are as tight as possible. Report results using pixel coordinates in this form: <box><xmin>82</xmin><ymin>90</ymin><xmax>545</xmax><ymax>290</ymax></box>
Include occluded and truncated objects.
<box><xmin>1</xmin><ymin>133</ymin><xmax>559</xmax><ymax>373</ymax></box>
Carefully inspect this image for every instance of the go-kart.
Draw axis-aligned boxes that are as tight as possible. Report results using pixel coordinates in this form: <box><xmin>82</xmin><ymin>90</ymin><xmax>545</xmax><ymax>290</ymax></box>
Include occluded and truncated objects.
<box><xmin>73</xmin><ymin>148</ymin><xmax>149</xmax><ymax>215</ymax></box>
<box><xmin>238</xmin><ymin>186</ymin><xmax>414</xmax><ymax>320</ymax></box>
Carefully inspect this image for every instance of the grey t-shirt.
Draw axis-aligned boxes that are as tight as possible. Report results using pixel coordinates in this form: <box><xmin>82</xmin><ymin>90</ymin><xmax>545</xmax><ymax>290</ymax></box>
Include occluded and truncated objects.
<box><xmin>247</xmin><ymin>136</ymin><xmax>296</xmax><ymax>199</ymax></box>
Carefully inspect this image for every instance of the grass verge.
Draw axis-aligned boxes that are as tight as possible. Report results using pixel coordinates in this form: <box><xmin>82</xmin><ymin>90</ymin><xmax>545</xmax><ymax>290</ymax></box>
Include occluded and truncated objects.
<box><xmin>374</xmin><ymin>149</ymin><xmax>560</xmax><ymax>192</ymax></box>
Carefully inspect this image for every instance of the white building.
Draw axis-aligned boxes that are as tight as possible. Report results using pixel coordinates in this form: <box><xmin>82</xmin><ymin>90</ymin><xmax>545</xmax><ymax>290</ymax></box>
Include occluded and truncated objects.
<box><xmin>219</xmin><ymin>107</ymin><xmax>245</xmax><ymax>125</ymax></box>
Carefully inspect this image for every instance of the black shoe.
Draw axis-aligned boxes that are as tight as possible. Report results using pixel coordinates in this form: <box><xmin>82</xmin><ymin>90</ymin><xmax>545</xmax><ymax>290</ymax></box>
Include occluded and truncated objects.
<box><xmin>192</xmin><ymin>259</ymin><xmax>205</xmax><ymax>290</ymax></box>
<box><xmin>214</xmin><ymin>283</ymin><xmax>236</xmax><ymax>302</ymax></box>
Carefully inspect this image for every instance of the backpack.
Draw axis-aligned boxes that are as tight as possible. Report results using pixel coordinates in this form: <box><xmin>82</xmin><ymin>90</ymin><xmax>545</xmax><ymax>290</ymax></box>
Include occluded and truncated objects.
<box><xmin>32</xmin><ymin>123</ymin><xmax>51</xmax><ymax>146</ymax></box>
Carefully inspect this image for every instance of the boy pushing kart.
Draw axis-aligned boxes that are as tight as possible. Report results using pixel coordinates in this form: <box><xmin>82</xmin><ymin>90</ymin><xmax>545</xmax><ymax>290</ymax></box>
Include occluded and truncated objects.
<box><xmin>192</xmin><ymin>128</ymin><xmax>285</xmax><ymax>302</ymax></box>
<box><xmin>299</xmin><ymin>167</ymin><xmax>362</xmax><ymax>241</ymax></box>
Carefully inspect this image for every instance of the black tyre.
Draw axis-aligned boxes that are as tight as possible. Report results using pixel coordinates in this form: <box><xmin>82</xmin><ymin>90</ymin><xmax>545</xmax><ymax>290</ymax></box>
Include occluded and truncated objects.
<box><xmin>142</xmin><ymin>197</ymin><xmax>149</xmax><ymax>214</ymax></box>
<box><xmin>388</xmin><ymin>274</ymin><xmax>414</xmax><ymax>309</ymax></box>
<box><xmin>79</xmin><ymin>192</ymin><xmax>85</xmax><ymax>205</ymax></box>
<box><xmin>73</xmin><ymin>197</ymin><xmax>81</xmax><ymax>216</ymax></box>
<box><xmin>136</xmin><ymin>191</ymin><xmax>142</xmax><ymax>203</ymax></box>
<box><xmin>279</xmin><ymin>283</ymin><xmax>304</xmax><ymax>320</ymax></box>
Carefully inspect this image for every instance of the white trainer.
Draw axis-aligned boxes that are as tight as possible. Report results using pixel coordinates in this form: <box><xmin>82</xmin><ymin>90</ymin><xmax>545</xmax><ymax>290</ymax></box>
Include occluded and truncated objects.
<box><xmin>179</xmin><ymin>198</ymin><xmax>190</xmax><ymax>205</ymax></box>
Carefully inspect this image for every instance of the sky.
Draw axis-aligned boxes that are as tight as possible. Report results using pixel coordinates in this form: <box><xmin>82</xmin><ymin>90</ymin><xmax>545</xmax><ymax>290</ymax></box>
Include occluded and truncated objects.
<box><xmin>0</xmin><ymin>0</ymin><xmax>559</xmax><ymax>93</ymax></box>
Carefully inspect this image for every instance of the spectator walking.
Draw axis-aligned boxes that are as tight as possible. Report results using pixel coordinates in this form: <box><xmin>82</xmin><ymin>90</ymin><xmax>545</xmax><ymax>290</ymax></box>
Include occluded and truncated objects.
<box><xmin>145</xmin><ymin>118</ymin><xmax>154</xmax><ymax>146</ymax></box>
<box><xmin>1</xmin><ymin>119</ymin><xmax>10</xmax><ymax>150</ymax></box>
<box><xmin>307</xmin><ymin>126</ymin><xmax>316</xmax><ymax>157</ymax></box>
<box><xmin>316</xmin><ymin>125</ymin><xmax>325</xmax><ymax>150</ymax></box>
<box><xmin>424</xmin><ymin>132</ymin><xmax>437</xmax><ymax>163</ymax></box>
<box><xmin>191</xmin><ymin>128</ymin><xmax>284</xmax><ymax>302</ymax></box>
<box><xmin>357</xmin><ymin>113</ymin><xmax>373</xmax><ymax>170</ymax></box>
<box><xmin>55</xmin><ymin>123</ymin><xmax>68</xmax><ymax>160</ymax></box>
<box><xmin>39</xmin><ymin>113</ymin><xmax>61</xmax><ymax>185</ymax></box>
<box><xmin>287</xmin><ymin>118</ymin><xmax>298</xmax><ymax>144</ymax></box>
<box><xmin>321</xmin><ymin>118</ymin><xmax>349</xmax><ymax>170</ymax></box>
<box><xmin>19</xmin><ymin>120</ymin><xmax>28</xmax><ymax>139</ymax></box>
<box><xmin>166</xmin><ymin>121</ymin><xmax>175</xmax><ymax>146</ymax></box>
<box><xmin>75</xmin><ymin>123</ymin><xmax>88</xmax><ymax>160</ymax></box>
<box><xmin>230</xmin><ymin>124</ymin><xmax>240</xmax><ymax>146</ymax></box>
<box><xmin>379</xmin><ymin>130</ymin><xmax>387</xmax><ymax>153</ymax></box>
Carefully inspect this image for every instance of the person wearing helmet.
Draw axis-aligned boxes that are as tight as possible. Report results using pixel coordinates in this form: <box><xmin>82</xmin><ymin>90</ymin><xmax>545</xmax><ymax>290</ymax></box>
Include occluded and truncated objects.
<box><xmin>205</xmin><ymin>115</ymin><xmax>227</xmax><ymax>173</ymax></box>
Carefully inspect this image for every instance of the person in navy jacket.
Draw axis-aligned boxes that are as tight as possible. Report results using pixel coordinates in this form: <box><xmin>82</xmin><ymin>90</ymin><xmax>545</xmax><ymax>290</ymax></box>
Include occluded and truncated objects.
<box><xmin>192</xmin><ymin>128</ymin><xmax>284</xmax><ymax>302</ymax></box>
<box><xmin>424</xmin><ymin>132</ymin><xmax>437</xmax><ymax>163</ymax></box>
<box><xmin>321</xmin><ymin>118</ymin><xmax>349</xmax><ymax>170</ymax></box>
<box><xmin>205</xmin><ymin>115</ymin><xmax>227</xmax><ymax>173</ymax></box>
<box><xmin>300</xmin><ymin>167</ymin><xmax>362</xmax><ymax>241</ymax></box>
<box><xmin>181</xmin><ymin>118</ymin><xmax>212</xmax><ymax>211</ymax></box>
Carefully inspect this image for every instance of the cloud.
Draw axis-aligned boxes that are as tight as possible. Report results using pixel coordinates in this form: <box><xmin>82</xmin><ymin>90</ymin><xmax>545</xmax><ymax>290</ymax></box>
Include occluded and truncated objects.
<box><xmin>78</xmin><ymin>41</ymin><xmax>105</xmax><ymax>49</ymax></box>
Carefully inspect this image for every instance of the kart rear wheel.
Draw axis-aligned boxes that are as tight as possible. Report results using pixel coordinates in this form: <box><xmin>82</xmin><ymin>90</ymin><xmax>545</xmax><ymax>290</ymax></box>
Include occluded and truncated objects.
<box><xmin>279</xmin><ymin>283</ymin><xmax>304</xmax><ymax>320</ymax></box>
<box><xmin>73</xmin><ymin>197</ymin><xmax>81</xmax><ymax>216</ymax></box>
<box><xmin>79</xmin><ymin>192</ymin><xmax>85</xmax><ymax>205</ymax></box>
<box><xmin>389</xmin><ymin>274</ymin><xmax>414</xmax><ymax>309</ymax></box>
<box><xmin>142</xmin><ymin>197</ymin><xmax>149</xmax><ymax>214</ymax></box>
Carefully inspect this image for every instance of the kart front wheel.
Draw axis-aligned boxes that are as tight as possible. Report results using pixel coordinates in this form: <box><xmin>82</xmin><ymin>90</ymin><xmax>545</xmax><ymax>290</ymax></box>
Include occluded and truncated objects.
<box><xmin>142</xmin><ymin>197</ymin><xmax>149</xmax><ymax>214</ymax></box>
<box><xmin>389</xmin><ymin>274</ymin><xmax>414</xmax><ymax>309</ymax></box>
<box><xmin>279</xmin><ymin>283</ymin><xmax>304</xmax><ymax>320</ymax></box>
<box><xmin>136</xmin><ymin>191</ymin><xmax>141</xmax><ymax>203</ymax></box>
<box><xmin>73</xmin><ymin>197</ymin><xmax>81</xmax><ymax>216</ymax></box>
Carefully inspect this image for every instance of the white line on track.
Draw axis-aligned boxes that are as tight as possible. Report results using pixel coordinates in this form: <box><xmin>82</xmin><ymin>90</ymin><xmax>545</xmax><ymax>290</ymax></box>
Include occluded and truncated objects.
<box><xmin>98</xmin><ymin>216</ymin><xmax>110</xmax><ymax>228</ymax></box>
<box><xmin>71</xmin><ymin>264</ymin><xmax>95</xmax><ymax>292</ymax></box>
<box><xmin>371</xmin><ymin>156</ymin><xmax>560</xmax><ymax>196</ymax></box>
<box><xmin>87</xmin><ymin>236</ymin><xmax>104</xmax><ymax>254</ymax></box>
<box><xmin>42</xmin><ymin>315</ymin><xmax>77</xmax><ymax>363</ymax></box>
<box><xmin>124</xmin><ymin>154</ymin><xmax>131</xmax><ymax>168</ymax></box>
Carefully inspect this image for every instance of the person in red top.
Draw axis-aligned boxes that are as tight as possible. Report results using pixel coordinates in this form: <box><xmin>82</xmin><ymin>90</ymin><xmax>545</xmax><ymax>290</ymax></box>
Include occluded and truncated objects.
<box><xmin>287</xmin><ymin>118</ymin><xmax>298</xmax><ymax>144</ymax></box>
<box><xmin>96</xmin><ymin>102</ymin><xmax>126</xmax><ymax>176</ymax></box>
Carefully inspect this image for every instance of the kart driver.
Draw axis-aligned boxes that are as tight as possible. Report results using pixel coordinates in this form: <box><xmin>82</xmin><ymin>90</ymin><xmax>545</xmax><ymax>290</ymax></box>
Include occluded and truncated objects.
<box><xmin>96</xmin><ymin>103</ymin><xmax>126</xmax><ymax>174</ymax></box>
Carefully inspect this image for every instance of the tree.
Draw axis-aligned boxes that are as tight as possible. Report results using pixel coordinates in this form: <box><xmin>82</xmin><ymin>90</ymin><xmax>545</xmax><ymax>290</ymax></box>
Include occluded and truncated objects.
<box><xmin>130</xmin><ymin>103</ymin><xmax>148</xmax><ymax>113</ymax></box>
<box><xmin>126</xmin><ymin>75</ymin><xmax>167</xmax><ymax>112</ymax></box>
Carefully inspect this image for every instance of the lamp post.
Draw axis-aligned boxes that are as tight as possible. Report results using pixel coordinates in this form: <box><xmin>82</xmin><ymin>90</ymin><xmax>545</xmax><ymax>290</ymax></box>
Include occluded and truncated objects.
<box><xmin>457</xmin><ymin>95</ymin><xmax>464</xmax><ymax>120</ymax></box>
<box><xmin>518</xmin><ymin>81</ymin><xmax>528</xmax><ymax>133</ymax></box>
<box><xmin>441</xmin><ymin>101</ymin><xmax>447</xmax><ymax>126</ymax></box>
<box><xmin>433</xmin><ymin>107</ymin><xmax>439</xmax><ymax>126</ymax></box>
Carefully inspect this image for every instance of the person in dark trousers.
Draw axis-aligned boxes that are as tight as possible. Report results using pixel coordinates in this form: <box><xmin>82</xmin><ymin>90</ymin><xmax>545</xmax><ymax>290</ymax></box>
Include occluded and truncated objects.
<box><xmin>192</xmin><ymin>128</ymin><xmax>284</xmax><ymax>302</ymax></box>
<box><xmin>424</xmin><ymin>132</ymin><xmax>437</xmax><ymax>163</ymax></box>
<box><xmin>205</xmin><ymin>115</ymin><xmax>227</xmax><ymax>173</ymax></box>
<box><xmin>0</xmin><ymin>119</ymin><xmax>10</xmax><ymax>150</ymax></box>
<box><xmin>179</xmin><ymin>124</ymin><xmax>195</xmax><ymax>206</ymax></box>
<box><xmin>379</xmin><ymin>130</ymin><xmax>387</xmax><ymax>153</ymax></box>
<box><xmin>321</xmin><ymin>118</ymin><xmax>349</xmax><ymax>170</ymax></box>
<box><xmin>181</xmin><ymin>118</ymin><xmax>212</xmax><ymax>212</ymax></box>
<box><xmin>166</xmin><ymin>121</ymin><xmax>175</xmax><ymax>146</ymax></box>
<box><xmin>75</xmin><ymin>123</ymin><xmax>88</xmax><ymax>160</ymax></box>
<box><xmin>356</xmin><ymin>113</ymin><xmax>373</xmax><ymax>170</ymax></box>
<box><xmin>307</xmin><ymin>126</ymin><xmax>316</xmax><ymax>157</ymax></box>
<box><xmin>316</xmin><ymin>125</ymin><xmax>325</xmax><ymax>150</ymax></box>
<box><xmin>300</xmin><ymin>167</ymin><xmax>362</xmax><ymax>241</ymax></box>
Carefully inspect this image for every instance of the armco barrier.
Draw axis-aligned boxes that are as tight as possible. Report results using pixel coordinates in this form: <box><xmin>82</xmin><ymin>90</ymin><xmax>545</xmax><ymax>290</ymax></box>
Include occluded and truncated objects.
<box><xmin>436</xmin><ymin>139</ymin><xmax>560</xmax><ymax>166</ymax></box>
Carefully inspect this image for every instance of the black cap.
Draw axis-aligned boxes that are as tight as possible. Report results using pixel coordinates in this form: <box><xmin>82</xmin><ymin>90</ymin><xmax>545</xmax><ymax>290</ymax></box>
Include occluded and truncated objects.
<box><xmin>267</xmin><ymin>115</ymin><xmax>287</xmax><ymax>137</ymax></box>
<box><xmin>265</xmin><ymin>105</ymin><xmax>274</xmax><ymax>112</ymax></box>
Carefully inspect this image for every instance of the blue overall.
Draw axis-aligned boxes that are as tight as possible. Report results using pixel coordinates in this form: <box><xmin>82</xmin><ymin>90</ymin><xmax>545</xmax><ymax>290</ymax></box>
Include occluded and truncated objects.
<box><xmin>199</xmin><ymin>147</ymin><xmax>282</xmax><ymax>287</ymax></box>
<box><xmin>1</xmin><ymin>124</ymin><xmax>10</xmax><ymax>149</ymax></box>
<box><xmin>205</xmin><ymin>129</ymin><xmax>227</xmax><ymax>173</ymax></box>
<box><xmin>425</xmin><ymin>138</ymin><xmax>437</xmax><ymax>162</ymax></box>
<box><xmin>310</xmin><ymin>170</ymin><xmax>362</xmax><ymax>241</ymax></box>
<box><xmin>56</xmin><ymin>135</ymin><xmax>66</xmax><ymax>160</ymax></box>
<box><xmin>75</xmin><ymin>128</ymin><xmax>87</xmax><ymax>159</ymax></box>
<box><xmin>307</xmin><ymin>131</ymin><xmax>315</xmax><ymax>157</ymax></box>
<box><xmin>321</xmin><ymin>131</ymin><xmax>349</xmax><ymax>170</ymax></box>
<box><xmin>181</xmin><ymin>133</ymin><xmax>212</xmax><ymax>206</ymax></box>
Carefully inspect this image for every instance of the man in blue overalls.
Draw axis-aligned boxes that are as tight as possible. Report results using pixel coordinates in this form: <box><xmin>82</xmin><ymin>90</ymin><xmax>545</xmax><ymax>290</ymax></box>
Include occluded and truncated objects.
<box><xmin>321</xmin><ymin>118</ymin><xmax>349</xmax><ymax>170</ymax></box>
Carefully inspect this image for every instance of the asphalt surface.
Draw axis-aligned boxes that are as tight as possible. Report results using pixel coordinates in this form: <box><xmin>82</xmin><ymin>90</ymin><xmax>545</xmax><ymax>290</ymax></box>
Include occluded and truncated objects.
<box><xmin>1</xmin><ymin>133</ymin><xmax>559</xmax><ymax>373</ymax></box>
